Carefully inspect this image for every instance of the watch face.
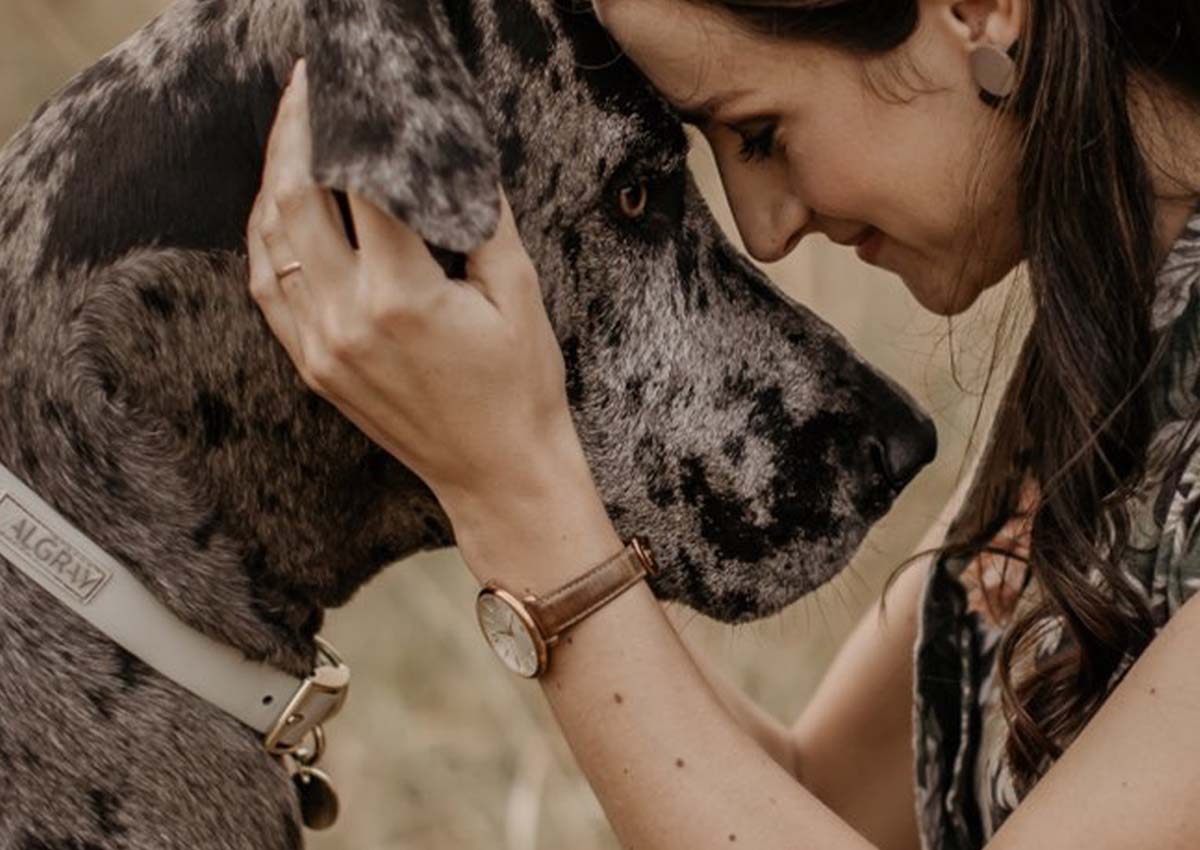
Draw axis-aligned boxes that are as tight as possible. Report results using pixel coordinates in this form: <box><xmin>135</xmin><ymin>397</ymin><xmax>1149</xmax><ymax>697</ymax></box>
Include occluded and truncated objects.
<box><xmin>476</xmin><ymin>591</ymin><xmax>542</xmax><ymax>677</ymax></box>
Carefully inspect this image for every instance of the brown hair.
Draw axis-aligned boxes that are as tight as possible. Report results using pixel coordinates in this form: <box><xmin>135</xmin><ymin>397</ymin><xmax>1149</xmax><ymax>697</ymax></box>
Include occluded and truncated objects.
<box><xmin>701</xmin><ymin>0</ymin><xmax>1200</xmax><ymax>791</ymax></box>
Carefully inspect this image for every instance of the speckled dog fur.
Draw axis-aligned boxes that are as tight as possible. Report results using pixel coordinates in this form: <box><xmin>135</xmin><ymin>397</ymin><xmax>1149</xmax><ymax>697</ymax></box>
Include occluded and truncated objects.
<box><xmin>0</xmin><ymin>0</ymin><xmax>935</xmax><ymax>847</ymax></box>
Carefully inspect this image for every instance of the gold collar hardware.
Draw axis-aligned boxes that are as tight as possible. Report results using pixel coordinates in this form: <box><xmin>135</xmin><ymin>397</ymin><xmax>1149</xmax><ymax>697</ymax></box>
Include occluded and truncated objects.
<box><xmin>263</xmin><ymin>636</ymin><xmax>350</xmax><ymax>756</ymax></box>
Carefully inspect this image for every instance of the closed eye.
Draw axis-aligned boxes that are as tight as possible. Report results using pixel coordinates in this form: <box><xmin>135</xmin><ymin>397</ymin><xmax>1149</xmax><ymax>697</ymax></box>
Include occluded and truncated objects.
<box><xmin>736</xmin><ymin>123</ymin><xmax>778</xmax><ymax>164</ymax></box>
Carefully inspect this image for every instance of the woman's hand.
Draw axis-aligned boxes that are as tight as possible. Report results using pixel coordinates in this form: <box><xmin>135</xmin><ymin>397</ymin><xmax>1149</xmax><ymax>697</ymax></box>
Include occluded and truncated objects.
<box><xmin>245</xmin><ymin>60</ymin><xmax>620</xmax><ymax>587</ymax></box>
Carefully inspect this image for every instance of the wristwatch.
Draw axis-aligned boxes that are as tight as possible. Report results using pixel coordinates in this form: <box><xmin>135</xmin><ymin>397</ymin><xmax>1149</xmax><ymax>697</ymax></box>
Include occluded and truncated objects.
<box><xmin>475</xmin><ymin>537</ymin><xmax>659</xmax><ymax>678</ymax></box>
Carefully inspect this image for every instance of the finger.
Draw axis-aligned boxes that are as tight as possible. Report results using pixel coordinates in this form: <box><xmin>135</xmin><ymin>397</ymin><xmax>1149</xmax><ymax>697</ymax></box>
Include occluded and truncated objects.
<box><xmin>246</xmin><ymin>210</ymin><xmax>307</xmax><ymax>368</ymax></box>
<box><xmin>259</xmin><ymin>61</ymin><xmax>303</xmax><ymax>203</ymax></box>
<box><xmin>464</xmin><ymin>190</ymin><xmax>540</xmax><ymax>312</ymax></box>
<box><xmin>346</xmin><ymin>191</ymin><xmax>446</xmax><ymax>299</ymax></box>
<box><xmin>265</xmin><ymin>59</ymin><xmax>357</xmax><ymax>286</ymax></box>
<box><xmin>254</xmin><ymin>218</ymin><xmax>334</xmax><ymax>391</ymax></box>
<box><xmin>256</xmin><ymin>200</ymin><xmax>323</xmax><ymax>334</ymax></box>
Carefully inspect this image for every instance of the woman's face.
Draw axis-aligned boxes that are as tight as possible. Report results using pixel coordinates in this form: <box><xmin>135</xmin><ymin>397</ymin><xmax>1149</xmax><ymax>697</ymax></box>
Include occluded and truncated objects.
<box><xmin>593</xmin><ymin>0</ymin><xmax>1025</xmax><ymax>316</ymax></box>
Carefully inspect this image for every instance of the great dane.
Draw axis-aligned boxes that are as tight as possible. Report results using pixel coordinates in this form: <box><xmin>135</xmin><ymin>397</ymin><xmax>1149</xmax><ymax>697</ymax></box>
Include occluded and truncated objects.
<box><xmin>0</xmin><ymin>0</ymin><xmax>936</xmax><ymax>846</ymax></box>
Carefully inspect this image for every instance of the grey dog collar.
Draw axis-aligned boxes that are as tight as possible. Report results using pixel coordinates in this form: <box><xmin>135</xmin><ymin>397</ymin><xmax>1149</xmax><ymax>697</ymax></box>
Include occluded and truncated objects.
<box><xmin>0</xmin><ymin>460</ymin><xmax>349</xmax><ymax>754</ymax></box>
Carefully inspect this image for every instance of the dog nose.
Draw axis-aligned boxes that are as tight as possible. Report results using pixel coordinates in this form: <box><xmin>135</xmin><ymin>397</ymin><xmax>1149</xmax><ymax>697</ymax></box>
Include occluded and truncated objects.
<box><xmin>833</xmin><ymin>352</ymin><xmax>939</xmax><ymax>494</ymax></box>
<box><xmin>869</xmin><ymin>413</ymin><xmax>937</xmax><ymax>492</ymax></box>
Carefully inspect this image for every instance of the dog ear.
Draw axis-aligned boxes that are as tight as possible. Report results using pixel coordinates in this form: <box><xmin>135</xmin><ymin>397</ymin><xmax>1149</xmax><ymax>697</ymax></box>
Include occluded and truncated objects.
<box><xmin>301</xmin><ymin>0</ymin><xmax>500</xmax><ymax>253</ymax></box>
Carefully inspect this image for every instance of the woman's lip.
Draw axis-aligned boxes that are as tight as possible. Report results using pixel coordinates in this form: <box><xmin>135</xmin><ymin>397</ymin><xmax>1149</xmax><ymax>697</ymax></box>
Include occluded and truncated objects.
<box><xmin>855</xmin><ymin>227</ymin><xmax>884</xmax><ymax>263</ymax></box>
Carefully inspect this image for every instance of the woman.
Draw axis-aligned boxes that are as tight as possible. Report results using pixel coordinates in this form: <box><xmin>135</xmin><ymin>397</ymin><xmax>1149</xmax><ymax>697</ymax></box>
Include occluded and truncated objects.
<box><xmin>245</xmin><ymin>1</ymin><xmax>1200</xmax><ymax>848</ymax></box>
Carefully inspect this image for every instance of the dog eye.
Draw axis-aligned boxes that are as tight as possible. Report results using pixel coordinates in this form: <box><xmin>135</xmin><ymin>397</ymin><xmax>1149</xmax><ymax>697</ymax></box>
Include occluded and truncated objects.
<box><xmin>618</xmin><ymin>179</ymin><xmax>649</xmax><ymax>219</ymax></box>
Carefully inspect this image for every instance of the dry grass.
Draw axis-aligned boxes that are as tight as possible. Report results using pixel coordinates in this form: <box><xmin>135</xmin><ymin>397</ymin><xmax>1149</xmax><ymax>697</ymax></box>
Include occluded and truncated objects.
<box><xmin>0</xmin><ymin>4</ymin><xmax>1017</xmax><ymax>848</ymax></box>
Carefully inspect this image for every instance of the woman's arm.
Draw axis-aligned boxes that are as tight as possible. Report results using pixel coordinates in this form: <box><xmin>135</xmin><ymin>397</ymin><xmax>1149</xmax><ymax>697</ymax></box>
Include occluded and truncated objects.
<box><xmin>662</xmin><ymin>470</ymin><xmax>970</xmax><ymax>850</ymax></box>
<box><xmin>463</xmin><ymin>473</ymin><xmax>879</xmax><ymax>850</ymax></box>
<box><xmin>786</xmin><ymin>471</ymin><xmax>975</xmax><ymax>850</ymax></box>
<box><xmin>786</xmin><ymin>556</ymin><xmax>927</xmax><ymax>850</ymax></box>
<box><xmin>661</xmin><ymin>603</ymin><xmax>803</xmax><ymax>780</ymax></box>
<box><xmin>659</xmin><ymin>559</ymin><xmax>926</xmax><ymax>847</ymax></box>
<box><xmin>662</xmin><ymin>587</ymin><xmax>922</xmax><ymax>849</ymax></box>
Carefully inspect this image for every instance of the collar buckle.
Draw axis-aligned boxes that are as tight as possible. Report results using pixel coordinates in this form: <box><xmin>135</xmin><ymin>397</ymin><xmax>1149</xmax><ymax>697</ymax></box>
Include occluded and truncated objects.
<box><xmin>263</xmin><ymin>637</ymin><xmax>351</xmax><ymax>755</ymax></box>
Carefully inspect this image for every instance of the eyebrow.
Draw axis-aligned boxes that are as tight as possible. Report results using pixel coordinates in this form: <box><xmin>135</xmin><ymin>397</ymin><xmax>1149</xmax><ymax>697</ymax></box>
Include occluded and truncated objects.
<box><xmin>674</xmin><ymin>88</ymin><xmax>752</xmax><ymax>125</ymax></box>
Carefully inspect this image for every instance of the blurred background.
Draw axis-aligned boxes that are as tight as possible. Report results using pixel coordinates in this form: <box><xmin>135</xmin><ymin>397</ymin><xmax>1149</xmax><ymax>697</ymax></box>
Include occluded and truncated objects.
<box><xmin>0</xmin><ymin>3</ymin><xmax>1021</xmax><ymax>848</ymax></box>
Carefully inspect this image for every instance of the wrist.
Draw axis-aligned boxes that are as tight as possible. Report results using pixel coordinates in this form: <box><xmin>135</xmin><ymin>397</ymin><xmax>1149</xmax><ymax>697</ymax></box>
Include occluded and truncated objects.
<box><xmin>444</xmin><ymin>437</ymin><xmax>623</xmax><ymax>594</ymax></box>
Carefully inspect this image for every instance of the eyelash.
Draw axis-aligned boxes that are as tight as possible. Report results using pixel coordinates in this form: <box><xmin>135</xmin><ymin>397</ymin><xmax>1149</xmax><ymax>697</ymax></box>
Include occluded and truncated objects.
<box><xmin>736</xmin><ymin>124</ymin><xmax>778</xmax><ymax>163</ymax></box>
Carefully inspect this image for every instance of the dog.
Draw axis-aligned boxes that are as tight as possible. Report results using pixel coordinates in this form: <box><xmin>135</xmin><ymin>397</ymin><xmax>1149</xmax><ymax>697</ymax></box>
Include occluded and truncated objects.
<box><xmin>0</xmin><ymin>0</ymin><xmax>936</xmax><ymax>846</ymax></box>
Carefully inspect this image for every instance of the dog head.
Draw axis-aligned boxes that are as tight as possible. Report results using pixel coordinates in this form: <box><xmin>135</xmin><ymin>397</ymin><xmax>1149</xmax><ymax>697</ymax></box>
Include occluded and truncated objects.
<box><xmin>304</xmin><ymin>0</ymin><xmax>937</xmax><ymax>622</ymax></box>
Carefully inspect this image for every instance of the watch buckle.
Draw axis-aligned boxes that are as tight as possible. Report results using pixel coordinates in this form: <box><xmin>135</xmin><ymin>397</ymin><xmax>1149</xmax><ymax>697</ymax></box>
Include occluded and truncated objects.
<box><xmin>263</xmin><ymin>637</ymin><xmax>351</xmax><ymax>755</ymax></box>
<box><xmin>631</xmin><ymin>536</ymin><xmax>659</xmax><ymax>576</ymax></box>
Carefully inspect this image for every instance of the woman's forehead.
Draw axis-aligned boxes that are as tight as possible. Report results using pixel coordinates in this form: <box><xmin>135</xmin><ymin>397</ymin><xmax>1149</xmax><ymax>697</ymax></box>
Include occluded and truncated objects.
<box><xmin>594</xmin><ymin>0</ymin><xmax>805</xmax><ymax>108</ymax></box>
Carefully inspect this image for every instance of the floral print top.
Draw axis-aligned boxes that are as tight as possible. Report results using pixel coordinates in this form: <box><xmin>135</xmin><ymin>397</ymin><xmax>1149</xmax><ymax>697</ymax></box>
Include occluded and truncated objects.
<box><xmin>912</xmin><ymin>209</ymin><xmax>1200</xmax><ymax>849</ymax></box>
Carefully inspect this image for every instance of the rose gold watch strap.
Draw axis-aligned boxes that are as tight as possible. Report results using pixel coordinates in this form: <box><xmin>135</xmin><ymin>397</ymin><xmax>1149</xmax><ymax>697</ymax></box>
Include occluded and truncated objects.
<box><xmin>525</xmin><ymin>540</ymin><xmax>657</xmax><ymax>641</ymax></box>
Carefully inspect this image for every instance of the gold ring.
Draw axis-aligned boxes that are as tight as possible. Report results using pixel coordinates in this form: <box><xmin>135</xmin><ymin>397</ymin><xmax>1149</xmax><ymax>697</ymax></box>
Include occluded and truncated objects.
<box><xmin>276</xmin><ymin>260</ymin><xmax>304</xmax><ymax>281</ymax></box>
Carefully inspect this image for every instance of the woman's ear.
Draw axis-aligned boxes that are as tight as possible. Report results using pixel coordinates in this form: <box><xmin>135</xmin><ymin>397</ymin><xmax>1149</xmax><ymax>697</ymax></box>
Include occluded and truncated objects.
<box><xmin>301</xmin><ymin>0</ymin><xmax>501</xmax><ymax>254</ymax></box>
<box><xmin>949</xmin><ymin>0</ymin><xmax>1024</xmax><ymax>49</ymax></box>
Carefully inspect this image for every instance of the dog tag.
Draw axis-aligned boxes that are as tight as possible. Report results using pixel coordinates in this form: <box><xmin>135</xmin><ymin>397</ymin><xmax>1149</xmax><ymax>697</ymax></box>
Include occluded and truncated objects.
<box><xmin>293</xmin><ymin>765</ymin><xmax>339</xmax><ymax>830</ymax></box>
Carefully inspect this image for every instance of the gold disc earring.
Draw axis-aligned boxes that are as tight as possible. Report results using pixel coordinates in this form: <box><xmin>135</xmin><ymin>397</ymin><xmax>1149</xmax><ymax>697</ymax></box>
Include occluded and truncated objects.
<box><xmin>970</xmin><ymin>43</ymin><xmax>1018</xmax><ymax>101</ymax></box>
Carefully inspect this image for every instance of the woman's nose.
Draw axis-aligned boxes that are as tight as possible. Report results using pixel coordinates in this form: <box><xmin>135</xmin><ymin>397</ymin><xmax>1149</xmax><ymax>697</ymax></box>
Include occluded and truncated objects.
<box><xmin>758</xmin><ymin>195</ymin><xmax>806</xmax><ymax>261</ymax></box>
<box><xmin>716</xmin><ymin>157</ymin><xmax>811</xmax><ymax>263</ymax></box>
<box><xmin>743</xmin><ymin>193</ymin><xmax>810</xmax><ymax>264</ymax></box>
